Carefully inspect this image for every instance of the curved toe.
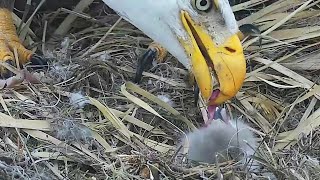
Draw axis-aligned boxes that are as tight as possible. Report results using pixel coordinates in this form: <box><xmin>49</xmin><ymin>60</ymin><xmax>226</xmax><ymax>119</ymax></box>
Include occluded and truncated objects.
<box><xmin>133</xmin><ymin>48</ymin><xmax>157</xmax><ymax>83</ymax></box>
<box><xmin>29</xmin><ymin>54</ymin><xmax>48</xmax><ymax>70</ymax></box>
<box><xmin>1</xmin><ymin>60</ymin><xmax>15</xmax><ymax>79</ymax></box>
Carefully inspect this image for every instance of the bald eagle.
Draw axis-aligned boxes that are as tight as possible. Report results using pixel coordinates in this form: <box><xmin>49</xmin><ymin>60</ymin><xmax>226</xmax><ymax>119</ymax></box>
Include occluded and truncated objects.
<box><xmin>0</xmin><ymin>0</ymin><xmax>259</xmax><ymax>116</ymax></box>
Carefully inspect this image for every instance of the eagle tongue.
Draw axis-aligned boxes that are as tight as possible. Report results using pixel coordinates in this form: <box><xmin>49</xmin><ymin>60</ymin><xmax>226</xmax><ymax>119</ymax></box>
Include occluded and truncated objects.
<box><xmin>207</xmin><ymin>105</ymin><xmax>217</xmax><ymax>124</ymax></box>
<box><xmin>205</xmin><ymin>89</ymin><xmax>220</xmax><ymax>124</ymax></box>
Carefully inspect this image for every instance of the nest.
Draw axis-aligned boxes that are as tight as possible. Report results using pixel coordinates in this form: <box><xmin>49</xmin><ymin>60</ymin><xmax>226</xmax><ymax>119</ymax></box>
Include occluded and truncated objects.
<box><xmin>0</xmin><ymin>0</ymin><xmax>320</xmax><ymax>179</ymax></box>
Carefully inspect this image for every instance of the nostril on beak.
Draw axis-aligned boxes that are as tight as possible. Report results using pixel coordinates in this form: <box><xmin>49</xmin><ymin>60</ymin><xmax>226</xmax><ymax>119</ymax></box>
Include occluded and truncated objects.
<box><xmin>225</xmin><ymin>47</ymin><xmax>236</xmax><ymax>53</ymax></box>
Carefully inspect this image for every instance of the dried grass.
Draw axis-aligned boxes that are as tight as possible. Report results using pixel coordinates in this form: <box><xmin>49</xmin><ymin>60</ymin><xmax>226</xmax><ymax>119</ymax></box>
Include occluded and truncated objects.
<box><xmin>0</xmin><ymin>0</ymin><xmax>320</xmax><ymax>179</ymax></box>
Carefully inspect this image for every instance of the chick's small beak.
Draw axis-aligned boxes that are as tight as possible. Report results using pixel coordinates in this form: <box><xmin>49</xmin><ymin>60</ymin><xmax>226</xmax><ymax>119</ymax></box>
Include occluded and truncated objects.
<box><xmin>180</xmin><ymin>11</ymin><xmax>246</xmax><ymax>105</ymax></box>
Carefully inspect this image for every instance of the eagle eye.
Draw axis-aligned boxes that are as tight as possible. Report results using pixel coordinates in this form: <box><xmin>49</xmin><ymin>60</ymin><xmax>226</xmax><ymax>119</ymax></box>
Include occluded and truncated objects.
<box><xmin>193</xmin><ymin>0</ymin><xmax>212</xmax><ymax>12</ymax></box>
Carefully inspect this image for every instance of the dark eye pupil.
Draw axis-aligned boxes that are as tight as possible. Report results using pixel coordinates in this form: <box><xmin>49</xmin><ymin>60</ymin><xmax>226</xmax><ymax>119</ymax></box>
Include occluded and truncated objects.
<box><xmin>200</xmin><ymin>0</ymin><xmax>207</xmax><ymax>6</ymax></box>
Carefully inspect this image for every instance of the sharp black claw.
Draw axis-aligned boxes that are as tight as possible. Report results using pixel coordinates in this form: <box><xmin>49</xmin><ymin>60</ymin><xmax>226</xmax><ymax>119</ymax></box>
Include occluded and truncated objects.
<box><xmin>2</xmin><ymin>60</ymin><xmax>15</xmax><ymax>79</ymax></box>
<box><xmin>133</xmin><ymin>48</ymin><xmax>157</xmax><ymax>83</ymax></box>
<box><xmin>258</xmin><ymin>37</ymin><xmax>262</xmax><ymax>48</ymax></box>
<box><xmin>239</xmin><ymin>24</ymin><xmax>261</xmax><ymax>36</ymax></box>
<box><xmin>239</xmin><ymin>24</ymin><xmax>262</xmax><ymax>47</ymax></box>
<box><xmin>194</xmin><ymin>82</ymin><xmax>200</xmax><ymax>107</ymax></box>
<box><xmin>29</xmin><ymin>54</ymin><xmax>48</xmax><ymax>70</ymax></box>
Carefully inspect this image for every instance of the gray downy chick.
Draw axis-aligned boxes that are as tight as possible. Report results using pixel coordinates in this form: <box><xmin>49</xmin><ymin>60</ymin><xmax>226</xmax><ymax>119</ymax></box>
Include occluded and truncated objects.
<box><xmin>182</xmin><ymin>108</ymin><xmax>258</xmax><ymax>168</ymax></box>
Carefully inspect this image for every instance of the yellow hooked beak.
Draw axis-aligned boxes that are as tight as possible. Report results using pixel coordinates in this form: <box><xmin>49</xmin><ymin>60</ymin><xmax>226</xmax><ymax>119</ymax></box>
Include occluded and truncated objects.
<box><xmin>180</xmin><ymin>11</ymin><xmax>246</xmax><ymax>105</ymax></box>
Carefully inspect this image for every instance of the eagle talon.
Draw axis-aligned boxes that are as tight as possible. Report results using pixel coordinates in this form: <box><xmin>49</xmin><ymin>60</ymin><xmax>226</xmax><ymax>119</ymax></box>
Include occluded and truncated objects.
<box><xmin>194</xmin><ymin>82</ymin><xmax>200</xmax><ymax>107</ymax></box>
<box><xmin>238</xmin><ymin>24</ymin><xmax>262</xmax><ymax>46</ymax></box>
<box><xmin>133</xmin><ymin>42</ymin><xmax>167</xmax><ymax>83</ymax></box>
<box><xmin>133</xmin><ymin>48</ymin><xmax>157</xmax><ymax>83</ymax></box>
<box><xmin>1</xmin><ymin>60</ymin><xmax>14</xmax><ymax>79</ymax></box>
<box><xmin>0</xmin><ymin>6</ymin><xmax>35</xmax><ymax>77</ymax></box>
<box><xmin>28</xmin><ymin>54</ymin><xmax>48</xmax><ymax>70</ymax></box>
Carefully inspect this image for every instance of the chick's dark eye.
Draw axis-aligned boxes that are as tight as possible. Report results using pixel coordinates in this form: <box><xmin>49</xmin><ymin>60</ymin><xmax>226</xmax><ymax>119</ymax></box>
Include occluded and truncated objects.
<box><xmin>194</xmin><ymin>0</ymin><xmax>212</xmax><ymax>12</ymax></box>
